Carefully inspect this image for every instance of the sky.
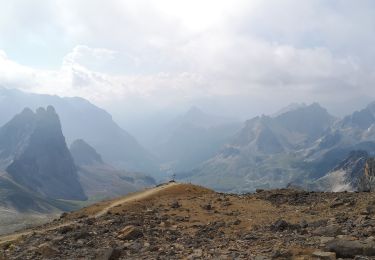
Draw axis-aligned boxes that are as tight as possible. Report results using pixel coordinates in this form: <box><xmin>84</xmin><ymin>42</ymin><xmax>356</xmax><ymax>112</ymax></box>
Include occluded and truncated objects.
<box><xmin>1</xmin><ymin>0</ymin><xmax>375</xmax><ymax>122</ymax></box>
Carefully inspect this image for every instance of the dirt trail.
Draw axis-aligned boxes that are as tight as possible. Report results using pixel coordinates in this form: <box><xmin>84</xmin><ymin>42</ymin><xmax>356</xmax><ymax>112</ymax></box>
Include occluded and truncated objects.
<box><xmin>0</xmin><ymin>222</ymin><xmax>73</xmax><ymax>245</ymax></box>
<box><xmin>94</xmin><ymin>182</ymin><xmax>178</xmax><ymax>218</ymax></box>
<box><xmin>0</xmin><ymin>182</ymin><xmax>178</xmax><ymax>245</ymax></box>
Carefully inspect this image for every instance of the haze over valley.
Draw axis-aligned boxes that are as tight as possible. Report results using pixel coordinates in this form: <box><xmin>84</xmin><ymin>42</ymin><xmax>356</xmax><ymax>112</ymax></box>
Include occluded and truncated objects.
<box><xmin>2</xmin><ymin>0</ymin><xmax>375</xmax><ymax>258</ymax></box>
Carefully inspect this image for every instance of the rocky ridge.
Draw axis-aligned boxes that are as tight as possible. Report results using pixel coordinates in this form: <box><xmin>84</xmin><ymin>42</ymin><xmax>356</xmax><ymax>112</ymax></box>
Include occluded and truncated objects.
<box><xmin>311</xmin><ymin>151</ymin><xmax>375</xmax><ymax>192</ymax></box>
<box><xmin>1</xmin><ymin>106</ymin><xmax>86</xmax><ymax>201</ymax></box>
<box><xmin>3</xmin><ymin>183</ymin><xmax>375</xmax><ymax>259</ymax></box>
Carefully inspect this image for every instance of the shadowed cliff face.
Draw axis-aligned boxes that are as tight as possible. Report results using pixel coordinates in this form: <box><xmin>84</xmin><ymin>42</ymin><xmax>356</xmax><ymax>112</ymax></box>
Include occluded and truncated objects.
<box><xmin>4</xmin><ymin>106</ymin><xmax>87</xmax><ymax>201</ymax></box>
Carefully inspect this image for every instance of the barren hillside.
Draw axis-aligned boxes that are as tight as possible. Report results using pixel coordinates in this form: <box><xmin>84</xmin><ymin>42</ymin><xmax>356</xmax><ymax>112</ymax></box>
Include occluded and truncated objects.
<box><xmin>2</xmin><ymin>182</ymin><xmax>375</xmax><ymax>259</ymax></box>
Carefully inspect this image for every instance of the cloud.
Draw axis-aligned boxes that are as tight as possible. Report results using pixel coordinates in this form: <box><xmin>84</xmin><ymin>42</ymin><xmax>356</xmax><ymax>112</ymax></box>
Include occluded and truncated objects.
<box><xmin>63</xmin><ymin>45</ymin><xmax>116</xmax><ymax>67</ymax></box>
<box><xmin>0</xmin><ymin>0</ymin><xmax>375</xmax><ymax>117</ymax></box>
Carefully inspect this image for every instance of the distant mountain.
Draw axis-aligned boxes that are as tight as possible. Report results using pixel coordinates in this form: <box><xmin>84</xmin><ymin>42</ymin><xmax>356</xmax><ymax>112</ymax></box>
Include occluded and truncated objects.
<box><xmin>302</xmin><ymin>102</ymin><xmax>375</xmax><ymax>180</ymax></box>
<box><xmin>273</xmin><ymin>103</ymin><xmax>336</xmax><ymax>144</ymax></box>
<box><xmin>182</xmin><ymin>103</ymin><xmax>337</xmax><ymax>192</ymax></box>
<box><xmin>2</xmin><ymin>106</ymin><xmax>86</xmax><ymax>201</ymax></box>
<box><xmin>310</xmin><ymin>150</ymin><xmax>369</xmax><ymax>192</ymax></box>
<box><xmin>168</xmin><ymin>106</ymin><xmax>237</xmax><ymax>128</ymax></box>
<box><xmin>0</xmin><ymin>108</ymin><xmax>156</xmax><ymax>235</ymax></box>
<box><xmin>271</xmin><ymin>103</ymin><xmax>307</xmax><ymax>117</ymax></box>
<box><xmin>340</xmin><ymin>102</ymin><xmax>375</xmax><ymax>130</ymax></box>
<box><xmin>149</xmin><ymin>106</ymin><xmax>241</xmax><ymax>172</ymax></box>
<box><xmin>70</xmin><ymin>139</ymin><xmax>155</xmax><ymax>200</ymax></box>
<box><xmin>70</xmin><ymin>139</ymin><xmax>104</xmax><ymax>165</ymax></box>
<box><xmin>0</xmin><ymin>87</ymin><xmax>157</xmax><ymax>173</ymax></box>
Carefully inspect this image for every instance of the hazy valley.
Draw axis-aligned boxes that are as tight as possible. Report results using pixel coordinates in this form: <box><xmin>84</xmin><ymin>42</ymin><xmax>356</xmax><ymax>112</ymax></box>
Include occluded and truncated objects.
<box><xmin>0</xmin><ymin>90</ymin><xmax>375</xmax><ymax>259</ymax></box>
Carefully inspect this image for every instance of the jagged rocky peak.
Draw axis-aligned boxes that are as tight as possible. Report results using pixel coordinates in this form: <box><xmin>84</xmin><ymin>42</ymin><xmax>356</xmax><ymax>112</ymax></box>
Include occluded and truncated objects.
<box><xmin>340</xmin><ymin>102</ymin><xmax>375</xmax><ymax>129</ymax></box>
<box><xmin>2</xmin><ymin>107</ymin><xmax>36</xmax><ymax>131</ymax></box>
<box><xmin>70</xmin><ymin>139</ymin><xmax>104</xmax><ymax>165</ymax></box>
<box><xmin>4</xmin><ymin>106</ymin><xmax>87</xmax><ymax>201</ymax></box>
<box><xmin>271</xmin><ymin>102</ymin><xmax>307</xmax><ymax>117</ymax></box>
<box><xmin>274</xmin><ymin>103</ymin><xmax>334</xmax><ymax>135</ymax></box>
<box><xmin>0</xmin><ymin>108</ymin><xmax>36</xmax><ymax>163</ymax></box>
<box><xmin>20</xmin><ymin>107</ymin><xmax>34</xmax><ymax>116</ymax></box>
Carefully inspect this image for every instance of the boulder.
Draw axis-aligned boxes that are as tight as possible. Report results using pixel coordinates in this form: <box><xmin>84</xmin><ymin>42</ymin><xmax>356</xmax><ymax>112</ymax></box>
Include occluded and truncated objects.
<box><xmin>270</xmin><ymin>219</ymin><xmax>299</xmax><ymax>232</ymax></box>
<box><xmin>37</xmin><ymin>243</ymin><xmax>59</xmax><ymax>257</ymax></box>
<box><xmin>312</xmin><ymin>251</ymin><xmax>336</xmax><ymax>260</ymax></box>
<box><xmin>326</xmin><ymin>239</ymin><xmax>375</xmax><ymax>257</ymax></box>
<box><xmin>313</xmin><ymin>225</ymin><xmax>343</xmax><ymax>237</ymax></box>
<box><xmin>96</xmin><ymin>247</ymin><xmax>122</xmax><ymax>260</ymax></box>
<box><xmin>118</xmin><ymin>225</ymin><xmax>143</xmax><ymax>240</ymax></box>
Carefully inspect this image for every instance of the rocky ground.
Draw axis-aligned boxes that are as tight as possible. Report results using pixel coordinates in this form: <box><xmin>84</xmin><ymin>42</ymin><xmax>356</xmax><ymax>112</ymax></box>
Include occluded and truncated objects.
<box><xmin>2</xmin><ymin>183</ymin><xmax>375</xmax><ymax>259</ymax></box>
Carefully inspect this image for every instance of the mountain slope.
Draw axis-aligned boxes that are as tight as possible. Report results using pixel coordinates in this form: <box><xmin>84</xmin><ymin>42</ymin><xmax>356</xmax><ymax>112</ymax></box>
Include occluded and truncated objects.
<box><xmin>310</xmin><ymin>150</ymin><xmax>369</xmax><ymax>192</ymax></box>
<box><xmin>309</xmin><ymin>150</ymin><xmax>375</xmax><ymax>192</ymax></box>
<box><xmin>4</xmin><ymin>183</ymin><xmax>375</xmax><ymax>259</ymax></box>
<box><xmin>0</xmin><ymin>172</ymin><xmax>78</xmax><ymax>212</ymax></box>
<box><xmin>183</xmin><ymin>103</ymin><xmax>336</xmax><ymax>192</ymax></box>
<box><xmin>2</xmin><ymin>106</ymin><xmax>86</xmax><ymax>201</ymax></box>
<box><xmin>0</xmin><ymin>171</ymin><xmax>82</xmax><ymax>235</ymax></box>
<box><xmin>0</xmin><ymin>87</ymin><xmax>157</xmax><ymax>173</ymax></box>
<box><xmin>70</xmin><ymin>139</ymin><xmax>155</xmax><ymax>200</ymax></box>
<box><xmin>150</xmin><ymin>107</ymin><xmax>241</xmax><ymax>172</ymax></box>
<box><xmin>70</xmin><ymin>139</ymin><xmax>103</xmax><ymax>165</ymax></box>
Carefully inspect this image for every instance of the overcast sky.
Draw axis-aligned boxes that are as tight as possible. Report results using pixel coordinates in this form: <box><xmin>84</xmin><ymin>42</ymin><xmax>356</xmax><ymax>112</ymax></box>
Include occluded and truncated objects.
<box><xmin>1</xmin><ymin>0</ymin><xmax>375</xmax><ymax>120</ymax></box>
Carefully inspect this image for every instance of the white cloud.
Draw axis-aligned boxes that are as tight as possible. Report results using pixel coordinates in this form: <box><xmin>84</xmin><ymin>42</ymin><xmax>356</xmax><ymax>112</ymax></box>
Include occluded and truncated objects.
<box><xmin>0</xmin><ymin>0</ymin><xmax>375</xmax><ymax>117</ymax></box>
<box><xmin>63</xmin><ymin>45</ymin><xmax>116</xmax><ymax>67</ymax></box>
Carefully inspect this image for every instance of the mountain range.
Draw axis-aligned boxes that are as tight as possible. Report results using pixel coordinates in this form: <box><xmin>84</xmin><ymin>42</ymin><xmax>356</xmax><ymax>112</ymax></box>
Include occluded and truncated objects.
<box><xmin>2</xmin><ymin>88</ymin><xmax>375</xmax><ymax>237</ymax></box>
<box><xmin>182</xmin><ymin>102</ymin><xmax>375</xmax><ymax>193</ymax></box>
<box><xmin>0</xmin><ymin>106</ymin><xmax>155</xmax><ymax>234</ymax></box>
<box><xmin>2</xmin><ymin>88</ymin><xmax>375</xmax><ymax>197</ymax></box>
<box><xmin>0</xmin><ymin>88</ymin><xmax>157</xmax><ymax>173</ymax></box>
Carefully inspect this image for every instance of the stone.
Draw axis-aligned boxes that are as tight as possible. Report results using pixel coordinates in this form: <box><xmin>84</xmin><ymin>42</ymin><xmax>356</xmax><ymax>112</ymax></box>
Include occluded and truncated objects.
<box><xmin>171</xmin><ymin>201</ymin><xmax>181</xmax><ymax>208</ymax></box>
<box><xmin>37</xmin><ymin>243</ymin><xmax>59</xmax><ymax>257</ymax></box>
<box><xmin>193</xmin><ymin>249</ymin><xmax>203</xmax><ymax>257</ymax></box>
<box><xmin>354</xmin><ymin>257</ymin><xmax>370</xmax><ymax>260</ymax></box>
<box><xmin>270</xmin><ymin>219</ymin><xmax>299</xmax><ymax>232</ymax></box>
<box><xmin>254</xmin><ymin>256</ymin><xmax>268</xmax><ymax>260</ymax></box>
<box><xmin>74</xmin><ymin>230</ymin><xmax>90</xmax><ymax>240</ymax></box>
<box><xmin>202</xmin><ymin>203</ymin><xmax>212</xmax><ymax>210</ymax></box>
<box><xmin>96</xmin><ymin>247</ymin><xmax>122</xmax><ymax>260</ymax></box>
<box><xmin>313</xmin><ymin>225</ymin><xmax>343</xmax><ymax>237</ymax></box>
<box><xmin>312</xmin><ymin>251</ymin><xmax>336</xmax><ymax>260</ymax></box>
<box><xmin>330</xmin><ymin>201</ymin><xmax>344</xmax><ymax>208</ymax></box>
<box><xmin>59</xmin><ymin>225</ymin><xmax>74</xmax><ymax>234</ymax></box>
<box><xmin>118</xmin><ymin>225</ymin><xmax>143</xmax><ymax>240</ymax></box>
<box><xmin>319</xmin><ymin>236</ymin><xmax>335</xmax><ymax>244</ymax></box>
<box><xmin>326</xmin><ymin>239</ymin><xmax>375</xmax><ymax>257</ymax></box>
<box><xmin>300</xmin><ymin>219</ymin><xmax>308</xmax><ymax>228</ymax></box>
